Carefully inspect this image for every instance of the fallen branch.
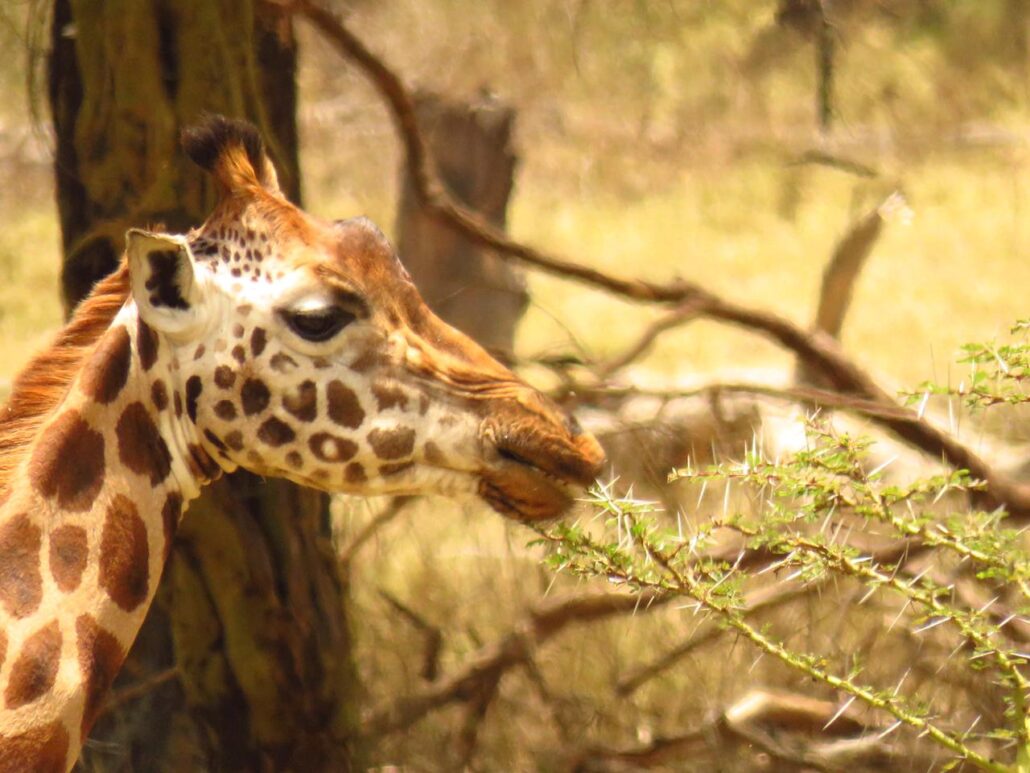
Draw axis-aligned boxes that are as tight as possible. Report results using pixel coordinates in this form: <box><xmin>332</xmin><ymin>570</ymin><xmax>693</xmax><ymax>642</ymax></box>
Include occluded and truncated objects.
<box><xmin>572</xmin><ymin>688</ymin><xmax>901</xmax><ymax>772</ymax></box>
<box><xmin>291</xmin><ymin>0</ymin><xmax>1030</xmax><ymax>521</ymax></box>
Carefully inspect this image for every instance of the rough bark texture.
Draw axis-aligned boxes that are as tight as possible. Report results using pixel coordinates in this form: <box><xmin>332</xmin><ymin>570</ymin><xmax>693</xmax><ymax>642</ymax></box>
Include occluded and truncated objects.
<box><xmin>395</xmin><ymin>92</ymin><xmax>526</xmax><ymax>355</ymax></box>
<box><xmin>48</xmin><ymin>1</ymin><xmax>358</xmax><ymax>769</ymax></box>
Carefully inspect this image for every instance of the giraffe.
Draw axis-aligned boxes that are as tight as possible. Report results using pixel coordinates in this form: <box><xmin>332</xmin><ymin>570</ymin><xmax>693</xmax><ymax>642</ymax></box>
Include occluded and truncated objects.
<box><xmin>0</xmin><ymin>115</ymin><xmax>604</xmax><ymax>771</ymax></box>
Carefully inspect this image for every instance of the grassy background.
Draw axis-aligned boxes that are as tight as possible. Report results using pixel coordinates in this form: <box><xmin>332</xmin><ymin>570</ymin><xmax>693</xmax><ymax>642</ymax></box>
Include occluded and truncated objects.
<box><xmin>0</xmin><ymin>1</ymin><xmax>1028</xmax><ymax>767</ymax></box>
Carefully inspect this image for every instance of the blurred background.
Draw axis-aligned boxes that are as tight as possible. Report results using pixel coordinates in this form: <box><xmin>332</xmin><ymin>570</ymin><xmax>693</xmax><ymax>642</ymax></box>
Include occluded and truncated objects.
<box><xmin>0</xmin><ymin>1</ymin><xmax>1027</xmax><ymax>770</ymax></box>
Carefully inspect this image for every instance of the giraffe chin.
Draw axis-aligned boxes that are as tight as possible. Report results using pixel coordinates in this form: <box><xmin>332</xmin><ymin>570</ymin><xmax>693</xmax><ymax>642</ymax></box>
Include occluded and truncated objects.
<box><xmin>477</xmin><ymin>463</ymin><xmax>580</xmax><ymax>523</ymax></box>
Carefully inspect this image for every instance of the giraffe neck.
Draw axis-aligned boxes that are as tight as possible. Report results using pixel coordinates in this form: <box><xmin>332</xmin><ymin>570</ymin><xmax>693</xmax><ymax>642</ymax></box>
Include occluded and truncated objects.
<box><xmin>0</xmin><ymin>305</ymin><xmax>214</xmax><ymax>772</ymax></box>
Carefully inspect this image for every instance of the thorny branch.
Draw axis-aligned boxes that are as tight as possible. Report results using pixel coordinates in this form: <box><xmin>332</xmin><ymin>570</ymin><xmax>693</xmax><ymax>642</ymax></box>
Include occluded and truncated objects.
<box><xmin>292</xmin><ymin>0</ymin><xmax>1030</xmax><ymax>520</ymax></box>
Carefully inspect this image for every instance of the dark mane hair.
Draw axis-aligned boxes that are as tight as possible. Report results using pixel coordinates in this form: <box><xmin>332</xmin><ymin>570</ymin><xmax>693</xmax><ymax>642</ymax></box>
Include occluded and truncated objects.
<box><xmin>0</xmin><ymin>264</ymin><xmax>130</xmax><ymax>494</ymax></box>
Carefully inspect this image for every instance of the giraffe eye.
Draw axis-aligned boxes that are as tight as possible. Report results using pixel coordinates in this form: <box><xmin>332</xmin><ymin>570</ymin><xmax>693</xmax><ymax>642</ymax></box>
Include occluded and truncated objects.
<box><xmin>283</xmin><ymin>307</ymin><xmax>355</xmax><ymax>342</ymax></box>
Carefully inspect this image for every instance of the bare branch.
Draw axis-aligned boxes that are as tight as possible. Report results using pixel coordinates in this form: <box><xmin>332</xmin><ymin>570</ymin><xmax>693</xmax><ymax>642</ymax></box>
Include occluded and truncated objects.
<box><xmin>99</xmin><ymin>667</ymin><xmax>180</xmax><ymax>718</ymax></box>
<box><xmin>337</xmin><ymin>496</ymin><xmax>414</xmax><ymax>572</ymax></box>
<box><xmin>813</xmin><ymin>199</ymin><xmax>889</xmax><ymax>340</ymax></box>
<box><xmin>290</xmin><ymin>0</ymin><xmax>1030</xmax><ymax>520</ymax></box>
<box><xmin>362</xmin><ymin>589</ymin><xmax>668</xmax><ymax>738</ymax></box>
<box><xmin>594</xmin><ymin>302</ymin><xmax>704</xmax><ymax>379</ymax></box>
<box><xmin>379</xmin><ymin>587</ymin><xmax>444</xmax><ymax>682</ymax></box>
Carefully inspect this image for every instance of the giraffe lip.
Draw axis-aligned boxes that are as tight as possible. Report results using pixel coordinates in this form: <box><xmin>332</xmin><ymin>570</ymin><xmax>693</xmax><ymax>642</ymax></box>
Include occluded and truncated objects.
<box><xmin>478</xmin><ymin>450</ymin><xmax>580</xmax><ymax>522</ymax></box>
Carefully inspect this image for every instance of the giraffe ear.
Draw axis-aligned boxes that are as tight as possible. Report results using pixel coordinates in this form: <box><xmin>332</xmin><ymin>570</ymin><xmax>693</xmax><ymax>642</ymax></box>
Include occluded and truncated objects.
<box><xmin>126</xmin><ymin>229</ymin><xmax>207</xmax><ymax>336</ymax></box>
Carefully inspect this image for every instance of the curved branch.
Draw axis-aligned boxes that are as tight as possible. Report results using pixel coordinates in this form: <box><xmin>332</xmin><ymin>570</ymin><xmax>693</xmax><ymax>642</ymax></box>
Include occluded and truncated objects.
<box><xmin>289</xmin><ymin>0</ymin><xmax>1030</xmax><ymax>521</ymax></box>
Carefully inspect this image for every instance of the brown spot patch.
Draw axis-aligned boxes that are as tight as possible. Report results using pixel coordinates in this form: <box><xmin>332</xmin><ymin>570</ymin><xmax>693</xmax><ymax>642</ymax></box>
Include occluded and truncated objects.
<box><xmin>270</xmin><ymin>352</ymin><xmax>298</xmax><ymax>373</ymax></box>
<box><xmin>81</xmin><ymin>326</ymin><xmax>132</xmax><ymax>404</ymax></box>
<box><xmin>214</xmin><ymin>400</ymin><xmax>237</xmax><ymax>421</ymax></box>
<box><xmin>98</xmin><ymin>494</ymin><xmax>150</xmax><ymax>612</ymax></box>
<box><xmin>286</xmin><ymin>451</ymin><xmax>303</xmax><ymax>469</ymax></box>
<box><xmin>371</xmin><ymin>382</ymin><xmax>410</xmax><ymax>411</ymax></box>
<box><xmin>29</xmin><ymin>410</ymin><xmax>105</xmax><ymax>512</ymax></box>
<box><xmin>214</xmin><ymin>365</ymin><xmax>236</xmax><ymax>389</ymax></box>
<box><xmin>76</xmin><ymin>614</ymin><xmax>125</xmax><ymax>737</ymax></box>
<box><xmin>193</xmin><ymin>343</ymin><xmax>206</xmax><ymax>360</ymax></box>
<box><xmin>380</xmin><ymin>461</ymin><xmax>414</xmax><ymax>476</ymax></box>
<box><xmin>173</xmin><ymin>391</ymin><xmax>183</xmax><ymax>417</ymax></box>
<box><xmin>136</xmin><ymin>317</ymin><xmax>159</xmax><ymax>371</ymax></box>
<box><xmin>231</xmin><ymin>344</ymin><xmax>246</xmax><ymax>364</ymax></box>
<box><xmin>327</xmin><ymin>381</ymin><xmax>364</xmax><ymax>429</ymax></box>
<box><xmin>185</xmin><ymin>376</ymin><xmax>203</xmax><ymax>423</ymax></box>
<box><xmin>4</xmin><ymin>621</ymin><xmax>61</xmax><ymax>709</ymax></box>
<box><xmin>49</xmin><ymin>525</ymin><xmax>88</xmax><ymax>593</ymax></box>
<box><xmin>146</xmin><ymin>249</ymin><xmax>190</xmax><ymax>309</ymax></box>
<box><xmin>257</xmin><ymin>417</ymin><xmax>295</xmax><ymax>446</ymax></box>
<box><xmin>283</xmin><ymin>380</ymin><xmax>317</xmax><ymax>422</ymax></box>
<box><xmin>224</xmin><ymin>430</ymin><xmax>244</xmax><ymax>451</ymax></box>
<box><xmin>151</xmin><ymin>379</ymin><xmax>169</xmax><ymax>411</ymax></box>
<box><xmin>251</xmin><ymin>327</ymin><xmax>267</xmax><ymax>357</ymax></box>
<box><xmin>0</xmin><ymin>720</ymin><xmax>69</xmax><ymax>773</ymax></box>
<box><xmin>309</xmin><ymin>433</ymin><xmax>358</xmax><ymax>463</ymax></box>
<box><xmin>345</xmin><ymin>462</ymin><xmax>366</xmax><ymax>484</ymax></box>
<box><xmin>349</xmin><ymin>350</ymin><xmax>383</xmax><ymax>373</ymax></box>
<box><xmin>0</xmin><ymin>628</ymin><xmax>6</xmax><ymax>672</ymax></box>
<box><xmin>241</xmin><ymin>378</ymin><xmax>270</xmax><ymax>415</ymax></box>
<box><xmin>0</xmin><ymin>514</ymin><xmax>42</xmax><ymax>619</ymax></box>
<box><xmin>423</xmin><ymin>441</ymin><xmax>446</xmax><ymax>466</ymax></box>
<box><xmin>368</xmin><ymin>427</ymin><xmax>416</xmax><ymax>460</ymax></box>
<box><xmin>117</xmin><ymin>402</ymin><xmax>172</xmax><ymax>485</ymax></box>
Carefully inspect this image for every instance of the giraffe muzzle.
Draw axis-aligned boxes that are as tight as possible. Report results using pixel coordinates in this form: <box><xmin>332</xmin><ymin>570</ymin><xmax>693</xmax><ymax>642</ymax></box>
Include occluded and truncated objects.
<box><xmin>477</xmin><ymin>410</ymin><xmax>606</xmax><ymax>522</ymax></box>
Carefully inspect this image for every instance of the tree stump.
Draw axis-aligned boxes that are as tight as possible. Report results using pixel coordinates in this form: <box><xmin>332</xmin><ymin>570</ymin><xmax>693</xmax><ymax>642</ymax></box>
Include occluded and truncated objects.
<box><xmin>395</xmin><ymin>92</ymin><xmax>527</xmax><ymax>355</ymax></box>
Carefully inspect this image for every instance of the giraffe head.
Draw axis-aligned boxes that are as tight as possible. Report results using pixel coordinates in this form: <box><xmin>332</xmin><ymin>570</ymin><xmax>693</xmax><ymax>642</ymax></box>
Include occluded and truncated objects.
<box><xmin>126</xmin><ymin>116</ymin><xmax>603</xmax><ymax>520</ymax></box>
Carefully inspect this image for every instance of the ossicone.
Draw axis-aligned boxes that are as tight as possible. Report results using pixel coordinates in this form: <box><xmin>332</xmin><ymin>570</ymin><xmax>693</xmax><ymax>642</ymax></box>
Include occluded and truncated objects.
<box><xmin>181</xmin><ymin>114</ymin><xmax>281</xmax><ymax>197</ymax></box>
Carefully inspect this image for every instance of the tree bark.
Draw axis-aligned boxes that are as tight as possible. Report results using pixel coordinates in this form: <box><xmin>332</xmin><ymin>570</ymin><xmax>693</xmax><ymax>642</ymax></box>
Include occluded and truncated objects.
<box><xmin>48</xmin><ymin>1</ymin><xmax>358</xmax><ymax>769</ymax></box>
<box><xmin>395</xmin><ymin>91</ymin><xmax>526</xmax><ymax>355</ymax></box>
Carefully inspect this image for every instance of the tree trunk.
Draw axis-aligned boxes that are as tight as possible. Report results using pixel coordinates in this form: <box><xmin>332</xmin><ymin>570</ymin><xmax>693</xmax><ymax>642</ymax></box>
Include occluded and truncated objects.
<box><xmin>395</xmin><ymin>92</ymin><xmax>527</xmax><ymax>355</ymax></box>
<box><xmin>48</xmin><ymin>1</ymin><xmax>358</xmax><ymax>769</ymax></box>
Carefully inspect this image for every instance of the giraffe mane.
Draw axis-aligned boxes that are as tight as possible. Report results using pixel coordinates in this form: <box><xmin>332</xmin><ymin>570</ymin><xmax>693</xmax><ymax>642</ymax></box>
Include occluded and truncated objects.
<box><xmin>0</xmin><ymin>262</ymin><xmax>130</xmax><ymax>495</ymax></box>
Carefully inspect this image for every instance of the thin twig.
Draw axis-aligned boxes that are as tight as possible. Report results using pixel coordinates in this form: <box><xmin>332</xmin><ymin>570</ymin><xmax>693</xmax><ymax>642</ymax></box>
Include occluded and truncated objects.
<box><xmin>594</xmin><ymin>301</ymin><xmax>704</xmax><ymax>379</ymax></box>
<box><xmin>379</xmin><ymin>587</ymin><xmax>444</xmax><ymax>681</ymax></box>
<box><xmin>98</xmin><ymin>667</ymin><xmax>180</xmax><ymax>718</ymax></box>
<box><xmin>337</xmin><ymin>496</ymin><xmax>414</xmax><ymax>572</ymax></box>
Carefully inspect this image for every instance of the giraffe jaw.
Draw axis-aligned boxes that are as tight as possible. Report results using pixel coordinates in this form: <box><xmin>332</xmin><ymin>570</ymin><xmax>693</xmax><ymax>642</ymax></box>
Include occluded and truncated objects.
<box><xmin>476</xmin><ymin>458</ymin><xmax>582</xmax><ymax>522</ymax></box>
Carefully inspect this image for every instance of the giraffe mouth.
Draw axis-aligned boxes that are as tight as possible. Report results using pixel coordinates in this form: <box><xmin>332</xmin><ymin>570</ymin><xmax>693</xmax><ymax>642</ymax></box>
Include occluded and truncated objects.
<box><xmin>477</xmin><ymin>446</ymin><xmax>594</xmax><ymax>522</ymax></box>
